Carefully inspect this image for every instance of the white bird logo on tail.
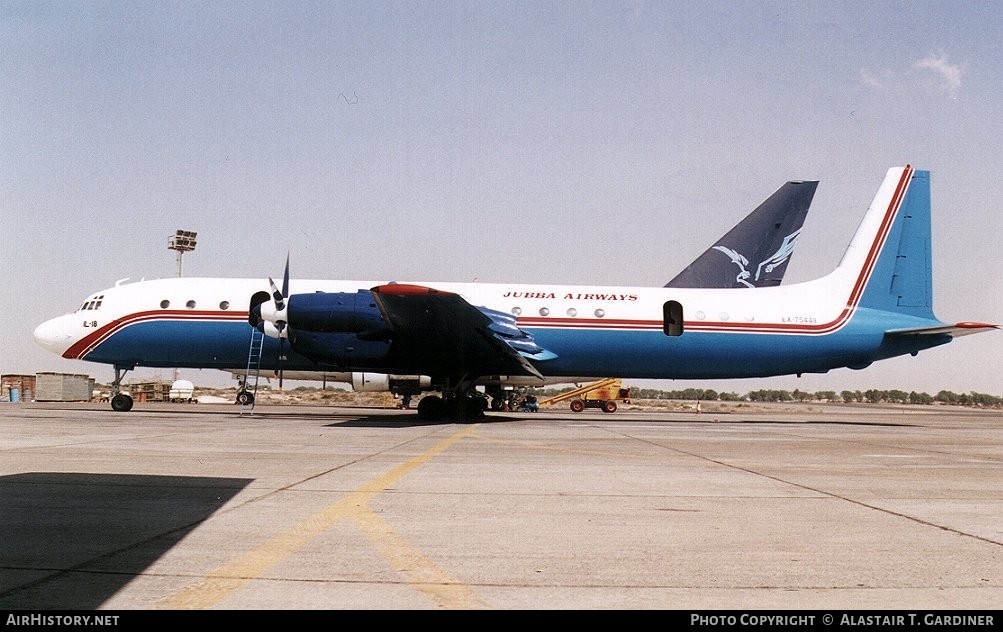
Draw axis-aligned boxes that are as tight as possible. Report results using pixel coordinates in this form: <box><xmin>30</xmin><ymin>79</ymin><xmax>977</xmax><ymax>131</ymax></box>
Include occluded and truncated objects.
<box><xmin>755</xmin><ymin>228</ymin><xmax>801</xmax><ymax>281</ymax></box>
<box><xmin>713</xmin><ymin>228</ymin><xmax>802</xmax><ymax>288</ymax></box>
<box><xmin>712</xmin><ymin>246</ymin><xmax>754</xmax><ymax>288</ymax></box>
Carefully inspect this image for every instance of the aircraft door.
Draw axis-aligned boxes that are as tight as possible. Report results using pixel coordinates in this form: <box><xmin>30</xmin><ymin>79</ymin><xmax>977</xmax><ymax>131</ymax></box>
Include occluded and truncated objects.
<box><xmin>663</xmin><ymin>300</ymin><xmax>683</xmax><ymax>336</ymax></box>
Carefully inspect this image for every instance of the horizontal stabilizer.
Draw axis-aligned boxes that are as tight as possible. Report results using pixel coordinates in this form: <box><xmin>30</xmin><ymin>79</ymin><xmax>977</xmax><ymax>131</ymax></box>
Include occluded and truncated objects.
<box><xmin>886</xmin><ymin>321</ymin><xmax>999</xmax><ymax>338</ymax></box>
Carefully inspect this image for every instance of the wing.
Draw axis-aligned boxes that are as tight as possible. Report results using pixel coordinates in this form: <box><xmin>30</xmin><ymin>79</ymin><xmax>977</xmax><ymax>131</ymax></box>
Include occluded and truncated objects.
<box><xmin>370</xmin><ymin>283</ymin><xmax>555</xmax><ymax>379</ymax></box>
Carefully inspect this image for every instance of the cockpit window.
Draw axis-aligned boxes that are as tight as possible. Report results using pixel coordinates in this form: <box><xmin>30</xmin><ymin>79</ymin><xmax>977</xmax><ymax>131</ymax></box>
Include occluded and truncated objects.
<box><xmin>78</xmin><ymin>295</ymin><xmax>104</xmax><ymax>311</ymax></box>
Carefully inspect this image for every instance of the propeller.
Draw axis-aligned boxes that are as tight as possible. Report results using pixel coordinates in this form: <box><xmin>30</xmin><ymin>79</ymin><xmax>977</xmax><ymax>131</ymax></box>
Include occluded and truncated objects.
<box><xmin>257</xmin><ymin>254</ymin><xmax>291</xmax><ymax>339</ymax></box>
<box><xmin>266</xmin><ymin>277</ymin><xmax>287</xmax><ymax>335</ymax></box>
<box><xmin>253</xmin><ymin>254</ymin><xmax>291</xmax><ymax>389</ymax></box>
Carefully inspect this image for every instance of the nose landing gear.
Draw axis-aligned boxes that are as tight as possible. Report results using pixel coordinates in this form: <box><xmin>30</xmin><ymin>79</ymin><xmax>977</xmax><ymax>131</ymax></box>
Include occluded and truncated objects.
<box><xmin>109</xmin><ymin>366</ymin><xmax>134</xmax><ymax>412</ymax></box>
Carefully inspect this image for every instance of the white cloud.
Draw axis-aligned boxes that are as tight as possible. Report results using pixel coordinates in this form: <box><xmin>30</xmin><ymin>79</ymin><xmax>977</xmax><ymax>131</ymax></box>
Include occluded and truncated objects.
<box><xmin>858</xmin><ymin>67</ymin><xmax>895</xmax><ymax>90</ymax></box>
<box><xmin>913</xmin><ymin>52</ymin><xmax>964</xmax><ymax>98</ymax></box>
<box><xmin>859</xmin><ymin>68</ymin><xmax>884</xmax><ymax>89</ymax></box>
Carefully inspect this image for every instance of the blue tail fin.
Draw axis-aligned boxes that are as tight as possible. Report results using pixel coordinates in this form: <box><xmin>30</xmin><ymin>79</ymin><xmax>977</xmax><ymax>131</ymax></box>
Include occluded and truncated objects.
<box><xmin>858</xmin><ymin>169</ymin><xmax>935</xmax><ymax>319</ymax></box>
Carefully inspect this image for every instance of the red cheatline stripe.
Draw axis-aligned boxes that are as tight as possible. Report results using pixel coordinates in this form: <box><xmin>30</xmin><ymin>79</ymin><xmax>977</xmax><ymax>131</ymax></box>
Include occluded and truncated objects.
<box><xmin>66</xmin><ymin>311</ymin><xmax>248</xmax><ymax>359</ymax></box>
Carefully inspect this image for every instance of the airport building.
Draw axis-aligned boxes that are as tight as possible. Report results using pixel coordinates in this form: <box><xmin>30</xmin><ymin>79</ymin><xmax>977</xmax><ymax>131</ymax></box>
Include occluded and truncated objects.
<box><xmin>1</xmin><ymin>372</ymin><xmax>94</xmax><ymax>402</ymax></box>
<box><xmin>1</xmin><ymin>374</ymin><xmax>36</xmax><ymax>403</ymax></box>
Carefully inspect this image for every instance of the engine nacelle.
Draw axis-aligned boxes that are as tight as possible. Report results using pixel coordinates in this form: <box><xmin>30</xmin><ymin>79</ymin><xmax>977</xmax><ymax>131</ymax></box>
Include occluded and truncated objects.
<box><xmin>287</xmin><ymin>290</ymin><xmax>389</xmax><ymax>337</ymax></box>
<box><xmin>287</xmin><ymin>330</ymin><xmax>392</xmax><ymax>366</ymax></box>
<box><xmin>351</xmin><ymin>372</ymin><xmax>432</xmax><ymax>394</ymax></box>
<box><xmin>280</xmin><ymin>290</ymin><xmax>395</xmax><ymax>365</ymax></box>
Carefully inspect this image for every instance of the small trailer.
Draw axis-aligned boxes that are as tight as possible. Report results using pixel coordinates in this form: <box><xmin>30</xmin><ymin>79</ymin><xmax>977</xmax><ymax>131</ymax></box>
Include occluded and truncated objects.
<box><xmin>169</xmin><ymin>379</ymin><xmax>196</xmax><ymax>403</ymax></box>
<box><xmin>538</xmin><ymin>378</ymin><xmax>631</xmax><ymax>413</ymax></box>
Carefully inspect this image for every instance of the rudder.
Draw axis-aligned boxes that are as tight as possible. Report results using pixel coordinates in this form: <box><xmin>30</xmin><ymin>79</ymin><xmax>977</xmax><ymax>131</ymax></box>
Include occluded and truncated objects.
<box><xmin>858</xmin><ymin>169</ymin><xmax>935</xmax><ymax>318</ymax></box>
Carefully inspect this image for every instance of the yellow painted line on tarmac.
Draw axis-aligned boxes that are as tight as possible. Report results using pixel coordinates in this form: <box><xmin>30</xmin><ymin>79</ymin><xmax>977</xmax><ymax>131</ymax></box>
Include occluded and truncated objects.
<box><xmin>351</xmin><ymin>502</ymin><xmax>490</xmax><ymax>609</ymax></box>
<box><xmin>159</xmin><ymin>424</ymin><xmax>488</xmax><ymax>610</ymax></box>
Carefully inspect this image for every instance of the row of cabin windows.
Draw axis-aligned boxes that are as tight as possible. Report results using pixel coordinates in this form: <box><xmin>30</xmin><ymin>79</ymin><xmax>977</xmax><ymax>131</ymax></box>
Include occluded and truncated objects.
<box><xmin>80</xmin><ymin>296</ymin><xmax>231</xmax><ymax>311</ymax></box>
<box><xmin>144</xmin><ymin>297</ymin><xmax>685</xmax><ymax>336</ymax></box>
<box><xmin>509</xmin><ymin>300</ymin><xmax>684</xmax><ymax>337</ymax></box>
<box><xmin>158</xmin><ymin>299</ymin><xmax>231</xmax><ymax>310</ymax></box>
<box><xmin>510</xmin><ymin>306</ymin><xmax>608</xmax><ymax>318</ymax></box>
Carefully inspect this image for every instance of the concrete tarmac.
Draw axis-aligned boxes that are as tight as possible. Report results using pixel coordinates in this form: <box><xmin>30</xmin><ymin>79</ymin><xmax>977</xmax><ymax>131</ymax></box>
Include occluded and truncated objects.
<box><xmin>1</xmin><ymin>401</ymin><xmax>1001</xmax><ymax>611</ymax></box>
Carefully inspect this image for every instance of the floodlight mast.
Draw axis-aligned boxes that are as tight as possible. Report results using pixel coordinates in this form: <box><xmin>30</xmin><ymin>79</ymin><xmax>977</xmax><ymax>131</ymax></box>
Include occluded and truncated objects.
<box><xmin>168</xmin><ymin>229</ymin><xmax>197</xmax><ymax>277</ymax></box>
<box><xmin>167</xmin><ymin>230</ymin><xmax>197</xmax><ymax>383</ymax></box>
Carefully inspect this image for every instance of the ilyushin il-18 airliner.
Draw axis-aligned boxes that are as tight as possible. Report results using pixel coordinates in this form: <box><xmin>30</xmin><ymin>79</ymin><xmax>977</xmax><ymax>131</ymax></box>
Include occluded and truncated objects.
<box><xmin>34</xmin><ymin>166</ymin><xmax>997</xmax><ymax>419</ymax></box>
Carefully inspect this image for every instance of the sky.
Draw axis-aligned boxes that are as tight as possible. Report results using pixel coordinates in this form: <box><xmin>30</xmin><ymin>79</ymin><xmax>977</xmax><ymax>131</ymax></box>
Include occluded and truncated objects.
<box><xmin>3</xmin><ymin>1</ymin><xmax>1001</xmax><ymax>396</ymax></box>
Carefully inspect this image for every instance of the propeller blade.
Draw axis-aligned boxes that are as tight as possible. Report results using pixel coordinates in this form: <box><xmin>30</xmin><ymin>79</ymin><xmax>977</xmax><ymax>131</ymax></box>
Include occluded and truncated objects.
<box><xmin>278</xmin><ymin>254</ymin><xmax>290</xmax><ymax>390</ymax></box>
<box><xmin>281</xmin><ymin>252</ymin><xmax>290</xmax><ymax>300</ymax></box>
<box><xmin>268</xmin><ymin>277</ymin><xmax>285</xmax><ymax>311</ymax></box>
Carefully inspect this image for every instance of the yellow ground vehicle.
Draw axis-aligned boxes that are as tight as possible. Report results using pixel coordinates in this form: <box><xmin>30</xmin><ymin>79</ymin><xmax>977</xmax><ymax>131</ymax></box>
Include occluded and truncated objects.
<box><xmin>538</xmin><ymin>378</ymin><xmax>631</xmax><ymax>413</ymax></box>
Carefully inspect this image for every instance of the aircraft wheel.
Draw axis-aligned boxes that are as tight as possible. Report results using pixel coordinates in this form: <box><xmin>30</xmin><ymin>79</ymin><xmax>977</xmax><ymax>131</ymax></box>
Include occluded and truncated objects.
<box><xmin>602</xmin><ymin>400</ymin><xmax>618</xmax><ymax>413</ymax></box>
<box><xmin>464</xmin><ymin>396</ymin><xmax>487</xmax><ymax>420</ymax></box>
<box><xmin>236</xmin><ymin>391</ymin><xmax>254</xmax><ymax>405</ymax></box>
<box><xmin>417</xmin><ymin>395</ymin><xmax>443</xmax><ymax>421</ymax></box>
<box><xmin>490</xmin><ymin>397</ymin><xmax>505</xmax><ymax>411</ymax></box>
<box><xmin>569</xmin><ymin>399</ymin><xmax>585</xmax><ymax>413</ymax></box>
<box><xmin>111</xmin><ymin>394</ymin><xmax>134</xmax><ymax>412</ymax></box>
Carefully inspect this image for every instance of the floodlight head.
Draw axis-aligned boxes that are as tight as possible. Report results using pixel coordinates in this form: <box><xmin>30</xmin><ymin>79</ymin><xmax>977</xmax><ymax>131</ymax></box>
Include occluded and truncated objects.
<box><xmin>168</xmin><ymin>229</ymin><xmax>198</xmax><ymax>252</ymax></box>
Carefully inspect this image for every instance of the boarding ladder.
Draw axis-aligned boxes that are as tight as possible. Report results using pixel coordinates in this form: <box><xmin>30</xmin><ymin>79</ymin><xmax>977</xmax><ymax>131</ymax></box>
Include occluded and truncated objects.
<box><xmin>240</xmin><ymin>327</ymin><xmax>265</xmax><ymax>415</ymax></box>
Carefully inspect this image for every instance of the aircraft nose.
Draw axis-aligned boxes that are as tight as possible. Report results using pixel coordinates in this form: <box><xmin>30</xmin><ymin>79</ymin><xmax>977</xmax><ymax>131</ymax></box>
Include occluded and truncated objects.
<box><xmin>33</xmin><ymin>317</ymin><xmax>75</xmax><ymax>355</ymax></box>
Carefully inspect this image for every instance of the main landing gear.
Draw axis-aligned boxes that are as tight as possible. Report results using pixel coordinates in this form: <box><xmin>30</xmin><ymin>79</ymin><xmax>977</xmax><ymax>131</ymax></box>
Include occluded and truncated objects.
<box><xmin>415</xmin><ymin>393</ymin><xmax>487</xmax><ymax>421</ymax></box>
<box><xmin>414</xmin><ymin>377</ymin><xmax>489</xmax><ymax>422</ymax></box>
